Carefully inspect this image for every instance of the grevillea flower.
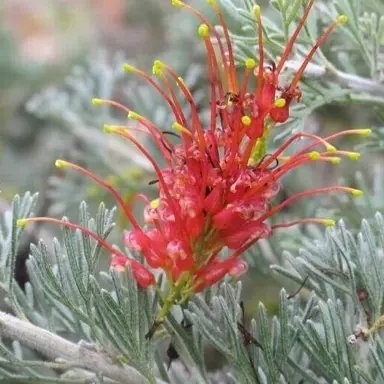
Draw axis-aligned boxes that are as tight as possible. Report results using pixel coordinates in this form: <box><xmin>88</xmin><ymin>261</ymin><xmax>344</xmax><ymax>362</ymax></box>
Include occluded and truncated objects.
<box><xmin>18</xmin><ymin>0</ymin><xmax>369</xmax><ymax>330</ymax></box>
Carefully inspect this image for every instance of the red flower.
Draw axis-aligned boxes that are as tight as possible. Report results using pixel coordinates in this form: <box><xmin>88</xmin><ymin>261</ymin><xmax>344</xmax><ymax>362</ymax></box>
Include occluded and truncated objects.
<box><xmin>18</xmin><ymin>0</ymin><xmax>368</xmax><ymax>325</ymax></box>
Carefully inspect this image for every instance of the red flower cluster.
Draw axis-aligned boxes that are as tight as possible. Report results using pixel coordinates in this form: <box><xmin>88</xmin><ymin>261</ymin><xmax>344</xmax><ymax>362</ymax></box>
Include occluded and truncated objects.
<box><xmin>18</xmin><ymin>0</ymin><xmax>368</xmax><ymax>321</ymax></box>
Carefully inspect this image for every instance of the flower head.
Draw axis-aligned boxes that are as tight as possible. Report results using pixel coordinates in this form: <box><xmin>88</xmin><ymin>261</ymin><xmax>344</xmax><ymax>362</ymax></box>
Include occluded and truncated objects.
<box><xmin>19</xmin><ymin>0</ymin><xmax>365</xmax><ymax>332</ymax></box>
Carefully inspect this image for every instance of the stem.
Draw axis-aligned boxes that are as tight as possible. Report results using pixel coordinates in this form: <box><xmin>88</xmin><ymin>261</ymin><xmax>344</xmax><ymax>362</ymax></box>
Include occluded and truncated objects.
<box><xmin>284</xmin><ymin>60</ymin><xmax>384</xmax><ymax>95</ymax></box>
<box><xmin>0</xmin><ymin>311</ymin><xmax>165</xmax><ymax>384</ymax></box>
<box><xmin>155</xmin><ymin>273</ymin><xmax>192</xmax><ymax>324</ymax></box>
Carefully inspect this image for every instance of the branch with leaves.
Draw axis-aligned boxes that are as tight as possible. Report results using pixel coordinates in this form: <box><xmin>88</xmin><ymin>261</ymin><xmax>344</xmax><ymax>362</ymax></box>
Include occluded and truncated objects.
<box><xmin>0</xmin><ymin>311</ymin><xmax>152</xmax><ymax>384</ymax></box>
<box><xmin>2</xmin><ymin>0</ymin><xmax>384</xmax><ymax>383</ymax></box>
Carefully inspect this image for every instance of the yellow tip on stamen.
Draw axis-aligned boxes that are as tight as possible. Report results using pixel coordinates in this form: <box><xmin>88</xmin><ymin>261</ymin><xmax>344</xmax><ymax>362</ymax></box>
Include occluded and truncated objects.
<box><xmin>198</xmin><ymin>24</ymin><xmax>209</xmax><ymax>38</ymax></box>
<box><xmin>153</xmin><ymin>60</ymin><xmax>165</xmax><ymax>70</ymax></box>
<box><xmin>172</xmin><ymin>0</ymin><xmax>184</xmax><ymax>7</ymax></box>
<box><xmin>309</xmin><ymin>151</ymin><xmax>320</xmax><ymax>160</ymax></box>
<box><xmin>349</xmin><ymin>189</ymin><xmax>363</xmax><ymax>197</ymax></box>
<box><xmin>103</xmin><ymin>124</ymin><xmax>116</xmax><ymax>134</ymax></box>
<box><xmin>92</xmin><ymin>98</ymin><xmax>104</xmax><ymax>105</ymax></box>
<box><xmin>128</xmin><ymin>111</ymin><xmax>140</xmax><ymax>120</ymax></box>
<box><xmin>274</xmin><ymin>98</ymin><xmax>286</xmax><ymax>108</ymax></box>
<box><xmin>172</xmin><ymin>122</ymin><xmax>182</xmax><ymax>131</ymax></box>
<box><xmin>336</xmin><ymin>15</ymin><xmax>348</xmax><ymax>25</ymax></box>
<box><xmin>245</xmin><ymin>58</ymin><xmax>256</xmax><ymax>69</ymax></box>
<box><xmin>177</xmin><ymin>76</ymin><xmax>185</xmax><ymax>84</ymax></box>
<box><xmin>253</xmin><ymin>5</ymin><xmax>261</xmax><ymax>17</ymax></box>
<box><xmin>17</xmin><ymin>219</ymin><xmax>28</xmax><ymax>227</ymax></box>
<box><xmin>323</xmin><ymin>219</ymin><xmax>336</xmax><ymax>227</ymax></box>
<box><xmin>328</xmin><ymin>157</ymin><xmax>341</xmax><ymax>165</ymax></box>
<box><xmin>172</xmin><ymin>121</ymin><xmax>191</xmax><ymax>136</ymax></box>
<box><xmin>355</xmin><ymin>129</ymin><xmax>372</xmax><ymax>136</ymax></box>
<box><xmin>55</xmin><ymin>159</ymin><xmax>68</xmax><ymax>168</ymax></box>
<box><xmin>345</xmin><ymin>151</ymin><xmax>361</xmax><ymax>160</ymax></box>
<box><xmin>207</xmin><ymin>0</ymin><xmax>216</xmax><ymax>5</ymax></box>
<box><xmin>123</xmin><ymin>63</ymin><xmax>136</xmax><ymax>73</ymax></box>
<box><xmin>152</xmin><ymin>65</ymin><xmax>162</xmax><ymax>77</ymax></box>
<box><xmin>326</xmin><ymin>144</ymin><xmax>337</xmax><ymax>153</ymax></box>
<box><xmin>241</xmin><ymin>116</ymin><xmax>252</xmax><ymax>126</ymax></box>
<box><xmin>150</xmin><ymin>198</ymin><xmax>160</xmax><ymax>209</ymax></box>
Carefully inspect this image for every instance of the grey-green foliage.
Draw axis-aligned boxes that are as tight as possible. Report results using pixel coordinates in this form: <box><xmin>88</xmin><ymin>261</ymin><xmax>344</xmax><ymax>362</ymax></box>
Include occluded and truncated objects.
<box><xmin>0</xmin><ymin>194</ymin><xmax>160</xmax><ymax>383</ymax></box>
<box><xmin>357</xmin><ymin>124</ymin><xmax>384</xmax><ymax>152</ymax></box>
<box><xmin>186</xmin><ymin>283</ymin><xmax>323</xmax><ymax>384</ymax></box>
<box><xmin>221</xmin><ymin>0</ymin><xmax>384</xmax><ymax>141</ymax></box>
<box><xmin>323</xmin><ymin>167</ymin><xmax>384</xmax><ymax>229</ymax></box>
<box><xmin>165</xmin><ymin>212</ymin><xmax>384</xmax><ymax>383</ymax></box>
<box><xmin>356</xmin><ymin>108</ymin><xmax>384</xmax><ymax>152</ymax></box>
<box><xmin>270</xmin><ymin>213</ymin><xmax>384</xmax><ymax>383</ymax></box>
<box><xmin>25</xmin><ymin>202</ymin><xmax>161</xmax><ymax>382</ymax></box>
<box><xmin>3</xmin><ymin>195</ymin><xmax>384</xmax><ymax>383</ymax></box>
<box><xmin>0</xmin><ymin>192</ymin><xmax>79</xmax><ymax>383</ymax></box>
<box><xmin>0</xmin><ymin>192</ymin><xmax>39</xmax><ymax>318</ymax></box>
<box><xmin>241</xmin><ymin>164</ymin><xmax>384</xmax><ymax>291</ymax></box>
<box><xmin>26</xmin><ymin>50</ymin><xmax>205</xmax><ymax>216</ymax></box>
<box><xmin>26</xmin><ymin>51</ymin><xmax>156</xmax><ymax>215</ymax></box>
<box><xmin>26</xmin><ymin>51</ymin><xmax>205</xmax><ymax>145</ymax></box>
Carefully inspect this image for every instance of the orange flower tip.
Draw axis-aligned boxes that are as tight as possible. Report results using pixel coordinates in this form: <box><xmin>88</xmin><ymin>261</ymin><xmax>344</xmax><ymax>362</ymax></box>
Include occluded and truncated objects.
<box><xmin>123</xmin><ymin>63</ymin><xmax>137</xmax><ymax>73</ymax></box>
<box><xmin>253</xmin><ymin>4</ymin><xmax>261</xmax><ymax>17</ymax></box>
<box><xmin>198</xmin><ymin>24</ymin><xmax>209</xmax><ymax>38</ymax></box>
<box><xmin>326</xmin><ymin>144</ymin><xmax>337</xmax><ymax>153</ymax></box>
<box><xmin>171</xmin><ymin>0</ymin><xmax>184</xmax><ymax>7</ymax></box>
<box><xmin>349</xmin><ymin>189</ymin><xmax>364</xmax><ymax>197</ymax></box>
<box><xmin>245</xmin><ymin>58</ymin><xmax>256</xmax><ymax>69</ymax></box>
<box><xmin>150</xmin><ymin>198</ymin><xmax>160</xmax><ymax>209</ymax></box>
<box><xmin>274</xmin><ymin>98</ymin><xmax>286</xmax><ymax>108</ymax></box>
<box><xmin>177</xmin><ymin>76</ymin><xmax>185</xmax><ymax>84</ymax></box>
<box><xmin>241</xmin><ymin>116</ymin><xmax>252</xmax><ymax>126</ymax></box>
<box><xmin>336</xmin><ymin>15</ymin><xmax>348</xmax><ymax>25</ymax></box>
<box><xmin>91</xmin><ymin>98</ymin><xmax>104</xmax><ymax>105</ymax></box>
<box><xmin>16</xmin><ymin>219</ymin><xmax>28</xmax><ymax>228</ymax></box>
<box><xmin>309</xmin><ymin>151</ymin><xmax>320</xmax><ymax>160</ymax></box>
<box><xmin>128</xmin><ymin>111</ymin><xmax>140</xmax><ymax>120</ymax></box>
<box><xmin>328</xmin><ymin>157</ymin><xmax>341</xmax><ymax>165</ymax></box>
<box><xmin>55</xmin><ymin>159</ymin><xmax>69</xmax><ymax>168</ymax></box>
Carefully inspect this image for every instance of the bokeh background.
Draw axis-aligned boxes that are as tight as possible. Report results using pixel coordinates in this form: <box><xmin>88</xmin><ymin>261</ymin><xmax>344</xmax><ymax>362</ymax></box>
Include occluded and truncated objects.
<box><xmin>1</xmin><ymin>0</ymin><xmax>164</xmax><ymax>197</ymax></box>
<box><xmin>1</xmin><ymin>0</ymin><xmax>383</xmax><ymax>371</ymax></box>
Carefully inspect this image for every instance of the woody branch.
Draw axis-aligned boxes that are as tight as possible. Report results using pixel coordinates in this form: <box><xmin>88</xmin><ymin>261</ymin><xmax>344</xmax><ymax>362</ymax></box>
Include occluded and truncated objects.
<box><xmin>0</xmin><ymin>311</ymin><xmax>165</xmax><ymax>384</ymax></box>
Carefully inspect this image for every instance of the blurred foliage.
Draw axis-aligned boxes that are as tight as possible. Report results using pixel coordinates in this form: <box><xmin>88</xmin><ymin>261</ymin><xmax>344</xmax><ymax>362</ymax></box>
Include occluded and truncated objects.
<box><xmin>0</xmin><ymin>0</ymin><xmax>171</xmax><ymax>200</ymax></box>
